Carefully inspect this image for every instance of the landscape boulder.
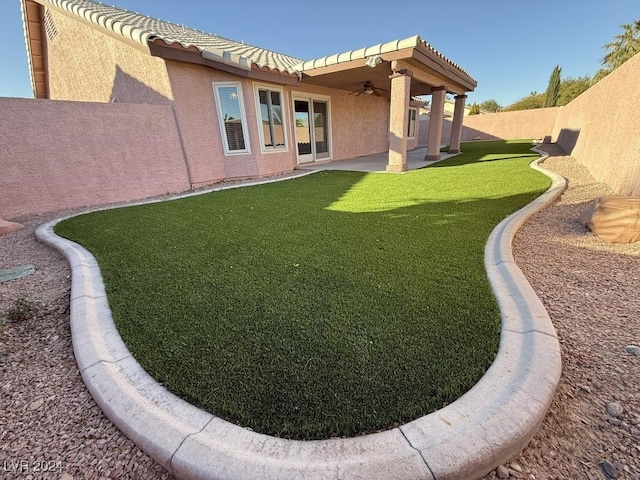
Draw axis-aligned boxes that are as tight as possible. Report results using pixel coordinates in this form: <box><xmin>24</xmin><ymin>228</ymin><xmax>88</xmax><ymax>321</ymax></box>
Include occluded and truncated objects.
<box><xmin>578</xmin><ymin>196</ymin><xmax>640</xmax><ymax>243</ymax></box>
<box><xmin>0</xmin><ymin>218</ymin><xmax>25</xmax><ymax>236</ymax></box>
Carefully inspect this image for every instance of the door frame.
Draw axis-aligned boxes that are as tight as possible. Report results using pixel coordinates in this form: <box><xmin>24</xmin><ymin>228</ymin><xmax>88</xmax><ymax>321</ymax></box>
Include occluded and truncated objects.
<box><xmin>292</xmin><ymin>93</ymin><xmax>332</xmax><ymax>164</ymax></box>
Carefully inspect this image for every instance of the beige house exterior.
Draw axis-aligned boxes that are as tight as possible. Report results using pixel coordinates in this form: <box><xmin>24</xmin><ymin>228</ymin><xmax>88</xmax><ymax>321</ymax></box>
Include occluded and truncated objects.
<box><xmin>21</xmin><ymin>0</ymin><xmax>476</xmax><ymax>186</ymax></box>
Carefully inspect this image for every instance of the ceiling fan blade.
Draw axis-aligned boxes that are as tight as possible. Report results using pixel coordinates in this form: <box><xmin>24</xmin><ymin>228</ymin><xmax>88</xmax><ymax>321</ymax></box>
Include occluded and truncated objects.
<box><xmin>356</xmin><ymin>90</ymin><xmax>363</xmax><ymax>97</ymax></box>
<box><xmin>372</xmin><ymin>89</ymin><xmax>382</xmax><ymax>97</ymax></box>
<box><xmin>374</xmin><ymin>86</ymin><xmax>389</xmax><ymax>93</ymax></box>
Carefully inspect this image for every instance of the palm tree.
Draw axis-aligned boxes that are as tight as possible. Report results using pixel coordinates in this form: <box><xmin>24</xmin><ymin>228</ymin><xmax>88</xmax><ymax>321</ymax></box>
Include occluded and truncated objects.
<box><xmin>602</xmin><ymin>19</ymin><xmax>640</xmax><ymax>70</ymax></box>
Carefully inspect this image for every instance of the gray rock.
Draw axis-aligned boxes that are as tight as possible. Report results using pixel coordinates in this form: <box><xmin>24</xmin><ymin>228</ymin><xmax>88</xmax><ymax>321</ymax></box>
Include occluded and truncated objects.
<box><xmin>509</xmin><ymin>462</ymin><xmax>523</xmax><ymax>473</ymax></box>
<box><xmin>496</xmin><ymin>464</ymin><xmax>510</xmax><ymax>479</ymax></box>
<box><xmin>601</xmin><ymin>460</ymin><xmax>618</xmax><ymax>478</ymax></box>
<box><xmin>625</xmin><ymin>345</ymin><xmax>640</xmax><ymax>356</ymax></box>
<box><xmin>606</xmin><ymin>402</ymin><xmax>624</xmax><ymax>417</ymax></box>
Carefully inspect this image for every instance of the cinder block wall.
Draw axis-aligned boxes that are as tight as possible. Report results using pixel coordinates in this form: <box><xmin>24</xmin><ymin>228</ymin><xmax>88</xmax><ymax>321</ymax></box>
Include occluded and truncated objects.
<box><xmin>417</xmin><ymin>117</ymin><xmax>453</xmax><ymax>147</ymax></box>
<box><xmin>0</xmin><ymin>98</ymin><xmax>190</xmax><ymax>219</ymax></box>
<box><xmin>417</xmin><ymin>108</ymin><xmax>558</xmax><ymax>148</ymax></box>
<box><xmin>416</xmin><ymin>50</ymin><xmax>640</xmax><ymax>197</ymax></box>
<box><xmin>460</xmin><ymin>108</ymin><xmax>560</xmax><ymax>142</ymax></box>
<box><xmin>551</xmin><ymin>53</ymin><xmax>640</xmax><ymax>196</ymax></box>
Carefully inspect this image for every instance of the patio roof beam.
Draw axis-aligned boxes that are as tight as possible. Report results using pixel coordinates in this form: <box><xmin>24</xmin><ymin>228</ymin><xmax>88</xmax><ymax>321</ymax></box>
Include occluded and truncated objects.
<box><xmin>412</xmin><ymin>47</ymin><xmax>477</xmax><ymax>92</ymax></box>
<box><xmin>296</xmin><ymin>48</ymin><xmax>414</xmax><ymax>79</ymax></box>
<box><xmin>293</xmin><ymin>42</ymin><xmax>477</xmax><ymax>102</ymax></box>
<box><xmin>398</xmin><ymin>58</ymin><xmax>469</xmax><ymax>96</ymax></box>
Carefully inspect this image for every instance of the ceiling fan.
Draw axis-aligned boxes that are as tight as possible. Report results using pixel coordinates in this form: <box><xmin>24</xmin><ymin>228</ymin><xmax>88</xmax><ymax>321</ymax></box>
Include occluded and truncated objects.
<box><xmin>348</xmin><ymin>81</ymin><xmax>388</xmax><ymax>97</ymax></box>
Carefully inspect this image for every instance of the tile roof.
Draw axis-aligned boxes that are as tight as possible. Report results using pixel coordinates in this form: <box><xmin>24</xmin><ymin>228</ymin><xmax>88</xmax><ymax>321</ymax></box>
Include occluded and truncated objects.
<box><xmin>40</xmin><ymin>0</ymin><xmax>303</xmax><ymax>73</ymax></box>
<box><xmin>295</xmin><ymin>35</ymin><xmax>476</xmax><ymax>82</ymax></box>
<box><xmin>32</xmin><ymin>0</ymin><xmax>475</xmax><ymax>85</ymax></box>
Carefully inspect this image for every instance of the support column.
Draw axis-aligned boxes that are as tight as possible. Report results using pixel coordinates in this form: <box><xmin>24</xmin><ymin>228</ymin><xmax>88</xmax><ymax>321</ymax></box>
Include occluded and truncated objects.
<box><xmin>448</xmin><ymin>94</ymin><xmax>467</xmax><ymax>154</ymax></box>
<box><xmin>425</xmin><ymin>86</ymin><xmax>446</xmax><ymax>161</ymax></box>
<box><xmin>387</xmin><ymin>65</ymin><xmax>412</xmax><ymax>173</ymax></box>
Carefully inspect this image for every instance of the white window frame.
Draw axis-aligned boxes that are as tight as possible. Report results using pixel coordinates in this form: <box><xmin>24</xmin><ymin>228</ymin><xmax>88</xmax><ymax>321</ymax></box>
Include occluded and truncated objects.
<box><xmin>407</xmin><ymin>108</ymin><xmax>417</xmax><ymax>139</ymax></box>
<box><xmin>253</xmin><ymin>83</ymin><xmax>289</xmax><ymax>154</ymax></box>
<box><xmin>212</xmin><ymin>82</ymin><xmax>251</xmax><ymax>155</ymax></box>
<box><xmin>291</xmin><ymin>92</ymin><xmax>333</xmax><ymax>163</ymax></box>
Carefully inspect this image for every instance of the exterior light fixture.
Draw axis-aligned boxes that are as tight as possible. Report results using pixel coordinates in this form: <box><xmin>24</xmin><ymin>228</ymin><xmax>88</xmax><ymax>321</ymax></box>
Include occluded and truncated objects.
<box><xmin>365</xmin><ymin>55</ymin><xmax>383</xmax><ymax>68</ymax></box>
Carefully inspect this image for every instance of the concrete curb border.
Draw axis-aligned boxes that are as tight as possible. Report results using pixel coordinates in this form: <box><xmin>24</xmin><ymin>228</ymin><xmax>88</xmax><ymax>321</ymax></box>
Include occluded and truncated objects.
<box><xmin>36</xmin><ymin>147</ymin><xmax>564</xmax><ymax>480</ymax></box>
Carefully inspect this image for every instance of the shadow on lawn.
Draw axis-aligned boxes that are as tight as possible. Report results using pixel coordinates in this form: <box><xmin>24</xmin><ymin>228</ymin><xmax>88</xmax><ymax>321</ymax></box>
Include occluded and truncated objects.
<box><xmin>430</xmin><ymin>140</ymin><xmax>540</xmax><ymax>168</ymax></box>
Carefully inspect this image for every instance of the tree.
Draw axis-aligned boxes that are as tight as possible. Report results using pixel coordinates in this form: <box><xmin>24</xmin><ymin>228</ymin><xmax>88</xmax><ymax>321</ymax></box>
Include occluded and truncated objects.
<box><xmin>468</xmin><ymin>102</ymin><xmax>481</xmax><ymax>115</ymax></box>
<box><xmin>602</xmin><ymin>19</ymin><xmax>640</xmax><ymax>70</ymax></box>
<box><xmin>504</xmin><ymin>93</ymin><xmax>545</xmax><ymax>111</ymax></box>
<box><xmin>543</xmin><ymin>65</ymin><xmax>562</xmax><ymax>108</ymax></box>
<box><xmin>594</xmin><ymin>18</ymin><xmax>640</xmax><ymax>83</ymax></box>
<box><xmin>592</xmin><ymin>68</ymin><xmax>611</xmax><ymax>83</ymax></box>
<box><xmin>479</xmin><ymin>99</ymin><xmax>502</xmax><ymax>113</ymax></box>
<box><xmin>504</xmin><ymin>75</ymin><xmax>593</xmax><ymax>111</ymax></box>
<box><xmin>557</xmin><ymin>76</ymin><xmax>592</xmax><ymax>105</ymax></box>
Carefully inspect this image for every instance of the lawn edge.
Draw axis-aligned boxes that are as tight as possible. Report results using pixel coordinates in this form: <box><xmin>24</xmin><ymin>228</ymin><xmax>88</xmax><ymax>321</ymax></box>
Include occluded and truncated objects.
<box><xmin>35</xmin><ymin>145</ymin><xmax>564</xmax><ymax>480</ymax></box>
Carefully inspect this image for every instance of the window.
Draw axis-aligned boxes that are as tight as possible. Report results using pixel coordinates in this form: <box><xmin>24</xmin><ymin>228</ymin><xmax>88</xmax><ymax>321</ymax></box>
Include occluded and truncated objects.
<box><xmin>407</xmin><ymin>108</ymin><xmax>417</xmax><ymax>138</ymax></box>
<box><xmin>213</xmin><ymin>82</ymin><xmax>250</xmax><ymax>154</ymax></box>
<box><xmin>255</xmin><ymin>86</ymin><xmax>287</xmax><ymax>151</ymax></box>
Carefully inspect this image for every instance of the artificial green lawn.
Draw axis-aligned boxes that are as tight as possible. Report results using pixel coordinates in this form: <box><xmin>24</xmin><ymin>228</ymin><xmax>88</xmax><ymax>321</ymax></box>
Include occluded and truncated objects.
<box><xmin>55</xmin><ymin>140</ymin><xmax>549</xmax><ymax>439</ymax></box>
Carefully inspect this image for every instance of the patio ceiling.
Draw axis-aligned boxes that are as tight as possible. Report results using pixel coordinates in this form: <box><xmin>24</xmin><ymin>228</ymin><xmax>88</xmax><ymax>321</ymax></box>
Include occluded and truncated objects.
<box><xmin>295</xmin><ymin>36</ymin><xmax>477</xmax><ymax>98</ymax></box>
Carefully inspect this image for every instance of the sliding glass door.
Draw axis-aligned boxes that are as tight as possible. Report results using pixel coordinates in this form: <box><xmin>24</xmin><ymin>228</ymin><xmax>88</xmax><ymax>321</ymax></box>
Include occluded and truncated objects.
<box><xmin>293</xmin><ymin>97</ymin><xmax>330</xmax><ymax>164</ymax></box>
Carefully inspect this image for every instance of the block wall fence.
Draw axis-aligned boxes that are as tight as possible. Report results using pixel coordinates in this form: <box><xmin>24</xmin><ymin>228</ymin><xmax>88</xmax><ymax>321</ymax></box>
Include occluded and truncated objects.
<box><xmin>550</xmin><ymin>52</ymin><xmax>640</xmax><ymax>196</ymax></box>
<box><xmin>0</xmin><ymin>98</ymin><xmax>190</xmax><ymax>219</ymax></box>
<box><xmin>2</xmin><ymin>51</ymin><xmax>639</xmax><ymax>219</ymax></box>
<box><xmin>418</xmin><ymin>51</ymin><xmax>640</xmax><ymax>197</ymax></box>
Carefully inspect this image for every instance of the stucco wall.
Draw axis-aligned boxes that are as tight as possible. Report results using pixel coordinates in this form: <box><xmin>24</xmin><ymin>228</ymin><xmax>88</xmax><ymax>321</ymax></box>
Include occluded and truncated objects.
<box><xmin>0</xmin><ymin>98</ymin><xmax>190</xmax><ymax>219</ymax></box>
<box><xmin>551</xmin><ymin>52</ymin><xmax>640</xmax><ymax>196</ymax></box>
<box><xmin>460</xmin><ymin>108</ymin><xmax>560</xmax><ymax>142</ymax></box>
<box><xmin>45</xmin><ymin>7</ymin><xmax>173</xmax><ymax>104</ymax></box>
<box><xmin>327</xmin><ymin>87</ymin><xmax>390</xmax><ymax>160</ymax></box>
<box><xmin>417</xmin><ymin>116</ymin><xmax>453</xmax><ymax>147</ymax></box>
<box><xmin>166</xmin><ymin>63</ymin><xmax>306</xmax><ymax>184</ymax></box>
<box><xmin>166</xmin><ymin>62</ymin><xmax>393</xmax><ymax>185</ymax></box>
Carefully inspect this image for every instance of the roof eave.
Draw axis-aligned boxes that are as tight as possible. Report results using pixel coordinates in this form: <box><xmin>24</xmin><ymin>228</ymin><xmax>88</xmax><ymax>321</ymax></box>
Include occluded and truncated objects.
<box><xmin>294</xmin><ymin>35</ymin><xmax>476</xmax><ymax>95</ymax></box>
<box><xmin>294</xmin><ymin>35</ymin><xmax>420</xmax><ymax>72</ymax></box>
<box><xmin>413</xmin><ymin>41</ymin><xmax>477</xmax><ymax>91</ymax></box>
<box><xmin>21</xmin><ymin>0</ymin><xmax>48</xmax><ymax>99</ymax></box>
<box><xmin>149</xmin><ymin>42</ymin><xmax>301</xmax><ymax>86</ymax></box>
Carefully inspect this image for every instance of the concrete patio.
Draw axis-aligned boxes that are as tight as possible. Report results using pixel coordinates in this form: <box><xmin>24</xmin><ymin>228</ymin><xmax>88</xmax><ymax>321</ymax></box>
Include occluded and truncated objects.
<box><xmin>296</xmin><ymin>146</ymin><xmax>459</xmax><ymax>172</ymax></box>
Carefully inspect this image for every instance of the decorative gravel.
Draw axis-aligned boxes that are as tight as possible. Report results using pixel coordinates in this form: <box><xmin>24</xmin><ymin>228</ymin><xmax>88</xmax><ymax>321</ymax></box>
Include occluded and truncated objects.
<box><xmin>485</xmin><ymin>144</ymin><xmax>640</xmax><ymax>480</ymax></box>
<box><xmin>2</xmin><ymin>146</ymin><xmax>638</xmax><ymax>479</ymax></box>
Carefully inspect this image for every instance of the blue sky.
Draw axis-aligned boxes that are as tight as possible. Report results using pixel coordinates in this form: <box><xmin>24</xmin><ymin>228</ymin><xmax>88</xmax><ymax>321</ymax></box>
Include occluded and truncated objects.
<box><xmin>1</xmin><ymin>0</ymin><xmax>637</xmax><ymax>106</ymax></box>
